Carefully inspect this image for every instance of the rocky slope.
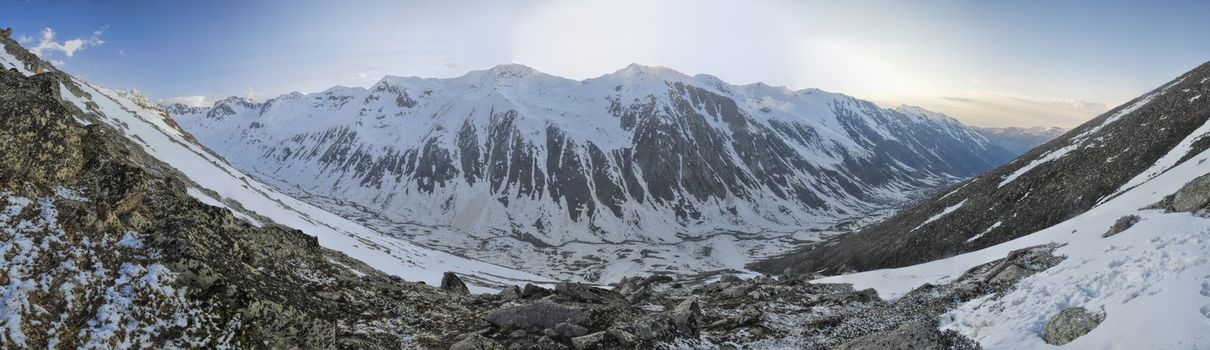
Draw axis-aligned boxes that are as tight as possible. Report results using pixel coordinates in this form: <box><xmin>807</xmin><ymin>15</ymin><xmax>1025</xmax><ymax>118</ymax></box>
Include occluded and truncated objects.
<box><xmin>756</xmin><ymin>61</ymin><xmax>1210</xmax><ymax>275</ymax></box>
<box><xmin>973</xmin><ymin>126</ymin><xmax>1067</xmax><ymax>154</ymax></box>
<box><xmin>165</xmin><ymin>64</ymin><xmax>1013</xmax><ymax>282</ymax></box>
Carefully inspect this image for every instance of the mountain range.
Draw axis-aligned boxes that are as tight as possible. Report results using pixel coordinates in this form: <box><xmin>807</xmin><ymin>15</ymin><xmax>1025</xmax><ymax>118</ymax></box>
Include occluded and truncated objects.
<box><xmin>165</xmin><ymin>64</ymin><xmax>1015</xmax><ymax>281</ymax></box>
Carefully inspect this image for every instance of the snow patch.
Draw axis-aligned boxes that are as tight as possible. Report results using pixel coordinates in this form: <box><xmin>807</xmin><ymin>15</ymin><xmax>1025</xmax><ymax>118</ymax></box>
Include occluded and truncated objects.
<box><xmin>913</xmin><ymin>199</ymin><xmax>966</xmax><ymax>231</ymax></box>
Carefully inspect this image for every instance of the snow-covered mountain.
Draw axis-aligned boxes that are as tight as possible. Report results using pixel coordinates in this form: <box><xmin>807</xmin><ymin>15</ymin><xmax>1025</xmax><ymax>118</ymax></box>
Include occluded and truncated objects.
<box><xmin>166</xmin><ymin>64</ymin><xmax>1014</xmax><ymax>281</ymax></box>
<box><xmin>0</xmin><ymin>29</ymin><xmax>544</xmax><ymax>292</ymax></box>
<box><xmin>974</xmin><ymin>126</ymin><xmax>1067</xmax><ymax>154</ymax></box>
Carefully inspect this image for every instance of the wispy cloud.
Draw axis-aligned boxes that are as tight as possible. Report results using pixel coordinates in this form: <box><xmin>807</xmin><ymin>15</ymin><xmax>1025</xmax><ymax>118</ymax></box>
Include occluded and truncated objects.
<box><xmin>930</xmin><ymin>93</ymin><xmax>1108</xmax><ymax>128</ymax></box>
<box><xmin>30</xmin><ymin>27</ymin><xmax>106</xmax><ymax>58</ymax></box>
<box><xmin>158</xmin><ymin>95</ymin><xmax>211</xmax><ymax>107</ymax></box>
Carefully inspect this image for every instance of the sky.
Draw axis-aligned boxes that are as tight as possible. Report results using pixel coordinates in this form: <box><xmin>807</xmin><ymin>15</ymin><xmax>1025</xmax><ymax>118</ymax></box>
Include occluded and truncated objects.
<box><xmin>3</xmin><ymin>0</ymin><xmax>1209</xmax><ymax>128</ymax></box>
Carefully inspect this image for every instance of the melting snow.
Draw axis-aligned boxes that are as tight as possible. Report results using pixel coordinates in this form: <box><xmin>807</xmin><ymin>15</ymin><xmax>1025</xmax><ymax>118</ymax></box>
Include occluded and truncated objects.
<box><xmin>912</xmin><ymin>199</ymin><xmax>966</xmax><ymax>231</ymax></box>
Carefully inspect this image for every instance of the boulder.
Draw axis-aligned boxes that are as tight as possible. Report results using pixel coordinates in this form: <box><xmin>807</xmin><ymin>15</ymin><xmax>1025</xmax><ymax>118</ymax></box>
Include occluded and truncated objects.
<box><xmin>485</xmin><ymin>300</ymin><xmax>590</xmax><ymax>330</ymax></box>
<box><xmin>607</xmin><ymin>328</ymin><xmax>638</xmax><ymax>347</ymax></box>
<box><xmin>555</xmin><ymin>282</ymin><xmax>626</xmax><ymax>304</ymax></box>
<box><xmin>1102</xmin><ymin>215</ymin><xmax>1140</xmax><ymax>238</ymax></box>
<box><xmin>834</xmin><ymin>320</ymin><xmax>944</xmax><ymax>350</ymax></box>
<box><xmin>521</xmin><ymin>283</ymin><xmax>551</xmax><ymax>299</ymax></box>
<box><xmin>554</xmin><ymin>322</ymin><xmax>589</xmax><ymax>338</ymax></box>
<box><xmin>1174</xmin><ymin>174</ymin><xmax>1210</xmax><ymax>212</ymax></box>
<box><xmin>670</xmin><ymin>297</ymin><xmax>701</xmax><ymax>335</ymax></box>
<box><xmin>1042</xmin><ymin>307</ymin><xmax>1103</xmax><ymax>345</ymax></box>
<box><xmin>441</xmin><ymin>272</ymin><xmax>470</xmax><ymax>294</ymax></box>
<box><xmin>497</xmin><ymin>285</ymin><xmax>522</xmax><ymax>300</ymax></box>
<box><xmin>571</xmin><ymin>331</ymin><xmax>608</xmax><ymax>350</ymax></box>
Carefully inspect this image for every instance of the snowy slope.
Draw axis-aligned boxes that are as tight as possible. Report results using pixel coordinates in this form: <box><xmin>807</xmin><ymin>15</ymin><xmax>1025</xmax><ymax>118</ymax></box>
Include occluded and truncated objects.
<box><xmin>758</xmin><ymin>61</ymin><xmax>1210</xmax><ymax>275</ymax></box>
<box><xmin>811</xmin><ymin>63</ymin><xmax>1210</xmax><ymax>348</ymax></box>
<box><xmin>167</xmin><ymin>64</ymin><xmax>1013</xmax><ymax>282</ymax></box>
<box><xmin>0</xmin><ymin>37</ymin><xmax>546</xmax><ymax>291</ymax></box>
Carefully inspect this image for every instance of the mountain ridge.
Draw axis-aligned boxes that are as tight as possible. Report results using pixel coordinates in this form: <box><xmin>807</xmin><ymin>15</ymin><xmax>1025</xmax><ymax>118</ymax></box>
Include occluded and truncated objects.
<box><xmin>166</xmin><ymin>62</ymin><xmax>1015</xmax><ymax>281</ymax></box>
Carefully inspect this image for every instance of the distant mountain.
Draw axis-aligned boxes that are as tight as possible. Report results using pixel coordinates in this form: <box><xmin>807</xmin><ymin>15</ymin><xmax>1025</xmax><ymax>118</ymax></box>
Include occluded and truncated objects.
<box><xmin>166</xmin><ymin>64</ymin><xmax>1014</xmax><ymax>281</ymax></box>
<box><xmin>973</xmin><ymin>126</ymin><xmax>1067</xmax><ymax>154</ymax></box>
<box><xmin>756</xmin><ymin>60</ymin><xmax>1210</xmax><ymax>276</ymax></box>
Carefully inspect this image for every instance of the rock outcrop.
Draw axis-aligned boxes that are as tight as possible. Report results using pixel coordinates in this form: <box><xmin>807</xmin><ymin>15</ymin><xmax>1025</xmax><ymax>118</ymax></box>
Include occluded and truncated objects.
<box><xmin>1042</xmin><ymin>307</ymin><xmax>1104</xmax><ymax>345</ymax></box>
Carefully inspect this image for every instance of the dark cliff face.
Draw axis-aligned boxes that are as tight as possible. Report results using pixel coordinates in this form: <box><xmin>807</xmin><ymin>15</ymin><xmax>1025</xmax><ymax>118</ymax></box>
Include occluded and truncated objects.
<box><xmin>170</xmin><ymin>69</ymin><xmax>1015</xmax><ymax>246</ymax></box>
<box><xmin>755</xmin><ymin>61</ymin><xmax>1210</xmax><ymax>276</ymax></box>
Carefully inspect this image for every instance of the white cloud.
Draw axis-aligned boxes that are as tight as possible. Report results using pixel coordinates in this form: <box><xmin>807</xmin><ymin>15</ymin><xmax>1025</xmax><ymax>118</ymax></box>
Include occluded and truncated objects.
<box><xmin>244</xmin><ymin>86</ymin><xmax>268</xmax><ymax>101</ymax></box>
<box><xmin>924</xmin><ymin>93</ymin><xmax>1108</xmax><ymax>128</ymax></box>
<box><xmin>158</xmin><ymin>96</ymin><xmax>211</xmax><ymax>108</ymax></box>
<box><xmin>30</xmin><ymin>27</ymin><xmax>106</xmax><ymax>58</ymax></box>
<box><xmin>16</xmin><ymin>35</ymin><xmax>31</xmax><ymax>44</ymax></box>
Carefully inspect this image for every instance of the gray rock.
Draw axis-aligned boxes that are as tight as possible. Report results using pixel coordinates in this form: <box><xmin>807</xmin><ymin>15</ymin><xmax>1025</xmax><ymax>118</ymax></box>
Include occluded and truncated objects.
<box><xmin>1103</xmin><ymin>215</ymin><xmax>1140</xmax><ymax>238</ymax></box>
<box><xmin>988</xmin><ymin>264</ymin><xmax>1030</xmax><ymax>285</ymax></box>
<box><xmin>498</xmin><ymin>285</ymin><xmax>521</xmax><ymax>300</ymax></box>
<box><xmin>670</xmin><ymin>297</ymin><xmax>701</xmax><ymax>335</ymax></box>
<box><xmin>485</xmin><ymin>300</ymin><xmax>590</xmax><ymax>330</ymax></box>
<box><xmin>554</xmin><ymin>322</ymin><xmax>589</xmax><ymax>338</ymax></box>
<box><xmin>441</xmin><ymin>272</ymin><xmax>470</xmax><ymax>294</ymax></box>
<box><xmin>520</xmin><ymin>283</ymin><xmax>551</xmax><ymax>299</ymax></box>
<box><xmin>607</xmin><ymin>328</ymin><xmax>638</xmax><ymax>347</ymax></box>
<box><xmin>449</xmin><ymin>334</ymin><xmax>504</xmax><ymax>350</ymax></box>
<box><xmin>834</xmin><ymin>320</ymin><xmax>944</xmax><ymax>350</ymax></box>
<box><xmin>571</xmin><ymin>331</ymin><xmax>608</xmax><ymax>350</ymax></box>
<box><xmin>630</xmin><ymin>314</ymin><xmax>674</xmax><ymax>341</ymax></box>
<box><xmin>1042</xmin><ymin>307</ymin><xmax>1103</xmax><ymax>345</ymax></box>
<box><xmin>1174</xmin><ymin>174</ymin><xmax>1210</xmax><ymax>212</ymax></box>
<box><xmin>555</xmin><ymin>282</ymin><xmax>626</xmax><ymax>304</ymax></box>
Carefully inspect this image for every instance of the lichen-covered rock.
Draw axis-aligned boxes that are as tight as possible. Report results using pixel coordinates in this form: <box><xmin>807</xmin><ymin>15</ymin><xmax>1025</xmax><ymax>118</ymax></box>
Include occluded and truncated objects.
<box><xmin>1103</xmin><ymin>215</ymin><xmax>1141</xmax><ymax>238</ymax></box>
<box><xmin>442</xmin><ymin>271</ymin><xmax>470</xmax><ymax>294</ymax></box>
<box><xmin>1173</xmin><ymin>173</ymin><xmax>1210</xmax><ymax>212</ymax></box>
<box><xmin>1042</xmin><ymin>307</ymin><xmax>1104</xmax><ymax>345</ymax></box>
<box><xmin>670</xmin><ymin>297</ymin><xmax>701</xmax><ymax>335</ymax></box>
<box><xmin>485</xmin><ymin>300</ymin><xmax>590</xmax><ymax>330</ymax></box>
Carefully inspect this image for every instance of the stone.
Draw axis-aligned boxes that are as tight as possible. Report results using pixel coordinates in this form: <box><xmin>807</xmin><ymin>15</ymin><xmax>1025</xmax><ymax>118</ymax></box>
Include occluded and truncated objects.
<box><xmin>449</xmin><ymin>334</ymin><xmax>504</xmax><ymax>350</ymax></box>
<box><xmin>555</xmin><ymin>282</ymin><xmax>626</xmax><ymax>304</ymax></box>
<box><xmin>485</xmin><ymin>300</ymin><xmax>590</xmax><ymax>330</ymax></box>
<box><xmin>571</xmin><ymin>331</ymin><xmax>608</xmax><ymax>350</ymax></box>
<box><xmin>1102</xmin><ymin>215</ymin><xmax>1140</xmax><ymax>238</ymax></box>
<box><xmin>441</xmin><ymin>271</ymin><xmax>470</xmax><ymax>294</ymax></box>
<box><xmin>607</xmin><ymin>328</ymin><xmax>638</xmax><ymax>347</ymax></box>
<box><xmin>1174</xmin><ymin>173</ymin><xmax>1210</xmax><ymax>212</ymax></box>
<box><xmin>835</xmin><ymin>320</ymin><xmax>945</xmax><ymax>350</ymax></box>
<box><xmin>498</xmin><ymin>285</ymin><xmax>521</xmax><ymax>300</ymax></box>
<box><xmin>670</xmin><ymin>297</ymin><xmax>701</xmax><ymax>335</ymax></box>
<box><xmin>521</xmin><ymin>283</ymin><xmax>551</xmax><ymax>299</ymax></box>
<box><xmin>1042</xmin><ymin>307</ymin><xmax>1104</xmax><ymax>345</ymax></box>
<box><xmin>554</xmin><ymin>322</ymin><xmax>589</xmax><ymax>338</ymax></box>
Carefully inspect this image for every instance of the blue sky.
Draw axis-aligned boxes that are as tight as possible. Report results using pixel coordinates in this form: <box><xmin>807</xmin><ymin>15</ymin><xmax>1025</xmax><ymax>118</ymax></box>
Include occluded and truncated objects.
<box><xmin>4</xmin><ymin>0</ymin><xmax>1209</xmax><ymax>127</ymax></box>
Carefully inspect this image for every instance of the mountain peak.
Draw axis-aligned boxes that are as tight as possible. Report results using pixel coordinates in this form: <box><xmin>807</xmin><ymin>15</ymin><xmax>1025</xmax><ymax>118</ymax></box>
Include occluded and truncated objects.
<box><xmin>480</xmin><ymin>63</ymin><xmax>540</xmax><ymax>80</ymax></box>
